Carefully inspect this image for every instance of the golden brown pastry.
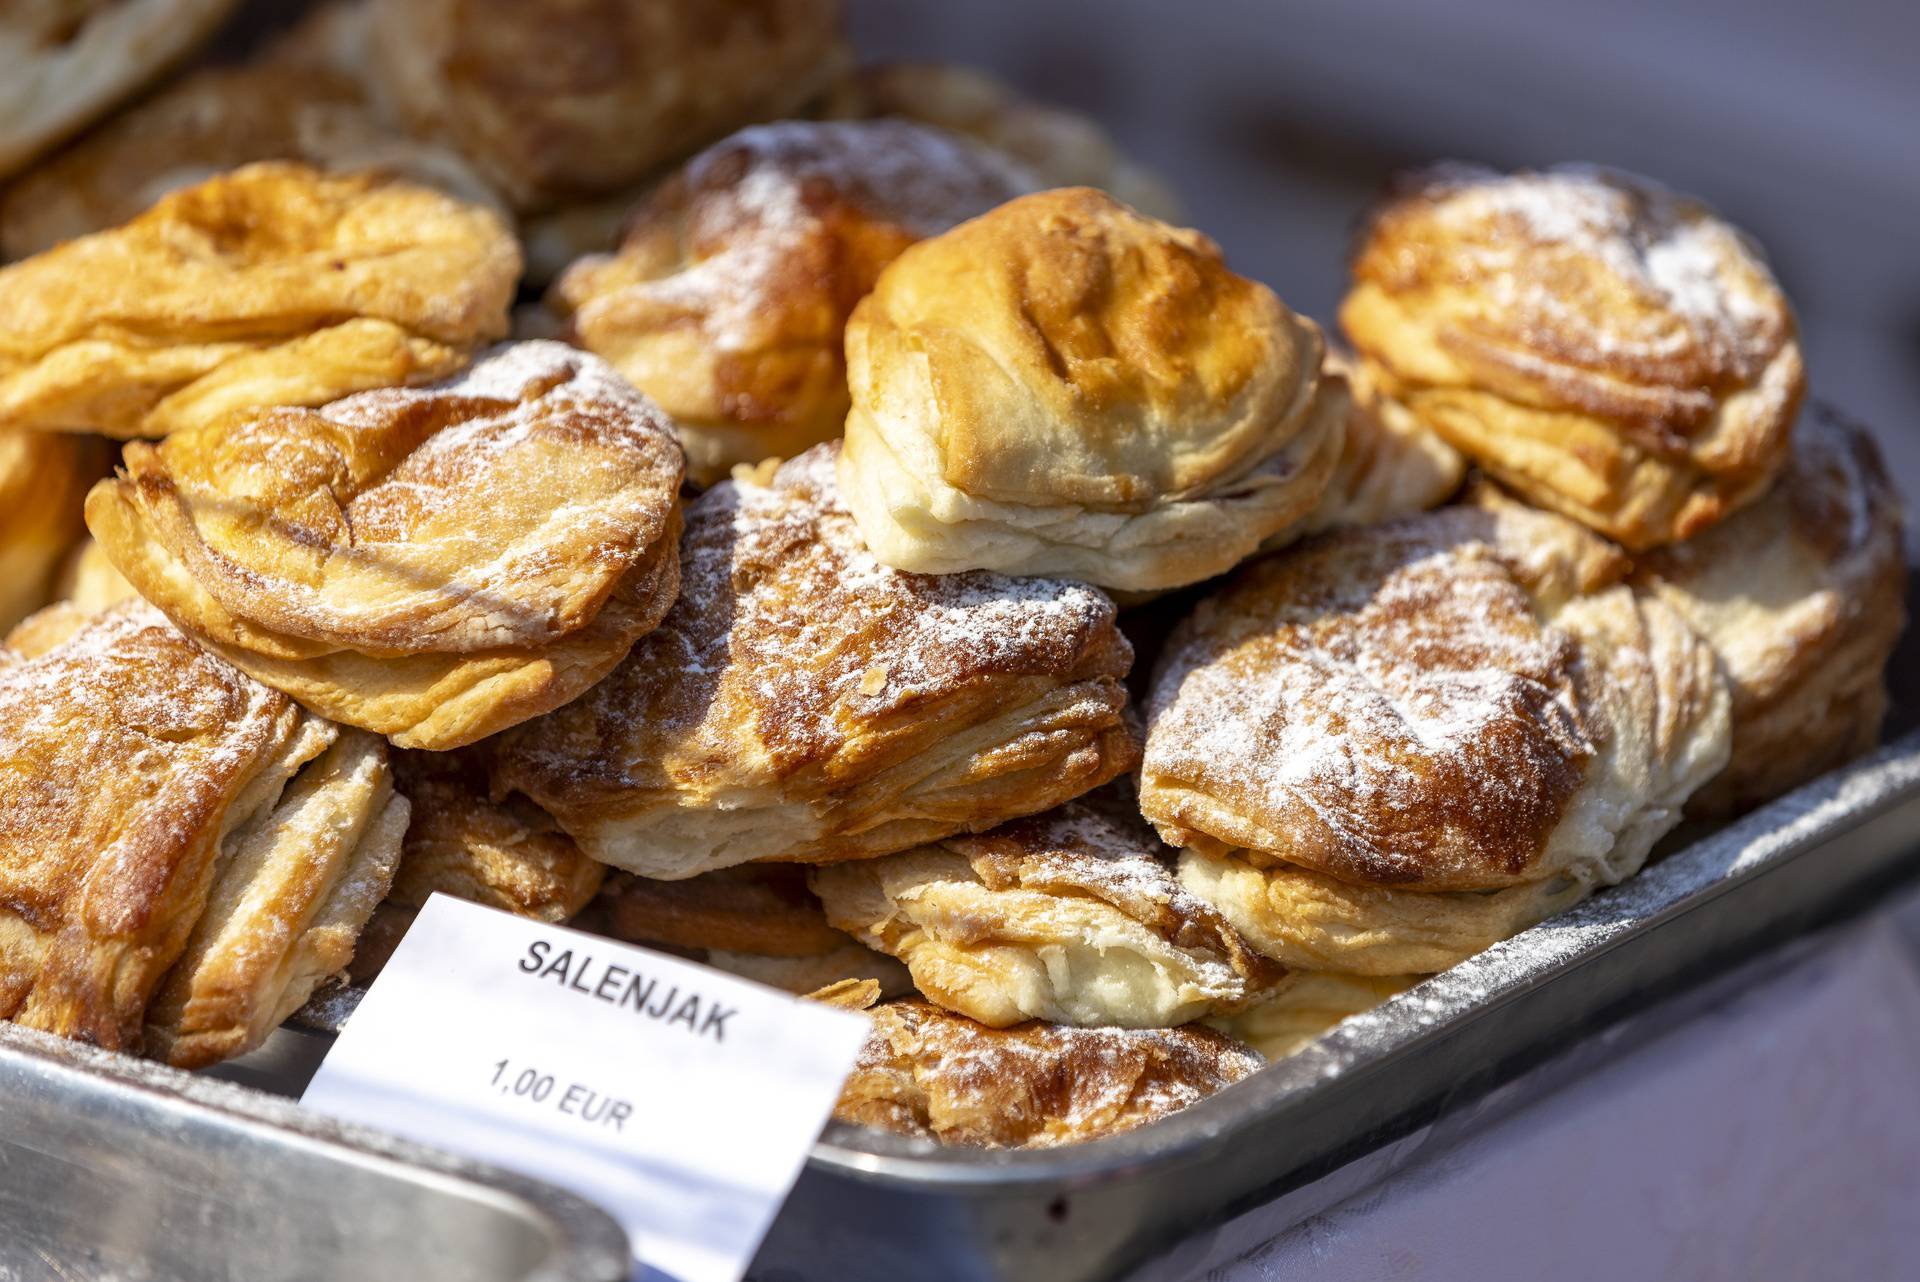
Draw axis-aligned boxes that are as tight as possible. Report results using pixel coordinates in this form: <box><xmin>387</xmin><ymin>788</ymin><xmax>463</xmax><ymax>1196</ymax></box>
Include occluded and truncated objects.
<box><xmin>1143</xmin><ymin>495</ymin><xmax>1731</xmax><ymax>974</ymax></box>
<box><xmin>492</xmin><ymin>444</ymin><xmax>1139</xmax><ymax>880</ymax></box>
<box><xmin>1206</xmin><ymin>971</ymin><xmax>1419</xmax><ymax>1061</ymax></box>
<box><xmin>838</xmin><ymin>187</ymin><xmax>1346</xmax><ymax>593</ymax></box>
<box><xmin>1296</xmin><ymin>354</ymin><xmax>1465</xmax><ymax>537</ymax></box>
<box><xmin>0</xmin><ymin>0</ymin><xmax>243</xmax><ymax>180</ymax></box>
<box><xmin>86</xmin><ymin>341</ymin><xmax>685</xmax><ymax>750</ymax></box>
<box><xmin>366</xmin><ymin>0</ymin><xmax>844</xmax><ymax>212</ymax></box>
<box><xmin>53</xmin><ymin>536</ymin><xmax>138</xmax><ymax>614</ymax></box>
<box><xmin>0</xmin><ymin>431</ymin><xmax>107</xmax><ymax>630</ymax></box>
<box><xmin>811</xmin><ymin>793</ymin><xmax>1279</xmax><ymax>1028</ymax></box>
<box><xmin>548</xmin><ymin>120</ymin><xmax>1036</xmax><ymax>486</ymax></box>
<box><xmin>0</xmin><ymin>601</ymin><xmax>404</xmax><ymax>1065</ymax></box>
<box><xmin>0</xmin><ymin>162</ymin><xmax>519</xmax><ymax>438</ymax></box>
<box><xmin>580</xmin><ymin>865</ymin><xmax>909</xmax><ymax>996</ymax></box>
<box><xmin>0</xmin><ymin>53</ymin><xmax>498</xmax><ymax>261</ymax></box>
<box><xmin>1638</xmin><ymin>406</ymin><xmax>1907</xmax><ymax>817</ymax></box>
<box><xmin>817</xmin><ymin>62</ymin><xmax>1180</xmax><ymax>221</ymax></box>
<box><xmin>1341</xmin><ymin>165</ymin><xmax>1804</xmax><ymax>550</ymax></box>
<box><xmin>833</xmin><ymin>997</ymin><xmax>1262</xmax><ymax>1148</ymax></box>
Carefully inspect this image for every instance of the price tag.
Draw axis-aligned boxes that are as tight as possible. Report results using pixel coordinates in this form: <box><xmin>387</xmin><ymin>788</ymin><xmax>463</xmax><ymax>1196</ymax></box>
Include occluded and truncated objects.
<box><xmin>301</xmin><ymin>894</ymin><xmax>870</xmax><ymax>1282</ymax></box>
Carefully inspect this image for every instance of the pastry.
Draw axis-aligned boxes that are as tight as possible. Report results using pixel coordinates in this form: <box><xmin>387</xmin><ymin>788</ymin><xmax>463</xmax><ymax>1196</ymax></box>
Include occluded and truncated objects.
<box><xmin>1341</xmin><ymin>165</ymin><xmax>1804</xmax><ymax>549</ymax></box>
<box><xmin>0</xmin><ymin>0</ymin><xmax>242</xmax><ymax>180</ymax></box>
<box><xmin>580</xmin><ymin>865</ymin><xmax>909</xmax><ymax>997</ymax></box>
<box><xmin>0</xmin><ymin>430</ymin><xmax>107</xmax><ymax>631</ymax></box>
<box><xmin>0</xmin><ymin>162</ymin><xmax>519</xmax><ymax>438</ymax></box>
<box><xmin>0</xmin><ymin>54</ymin><xmax>498</xmax><ymax>261</ymax></box>
<box><xmin>0</xmin><ymin>601</ymin><xmax>404</xmax><ymax>1065</ymax></box>
<box><xmin>366</xmin><ymin>0</ymin><xmax>844</xmax><ymax>212</ymax></box>
<box><xmin>833</xmin><ymin>997</ymin><xmax>1262</xmax><ymax>1148</ymax></box>
<box><xmin>53</xmin><ymin>537</ymin><xmax>139</xmax><ymax>614</ymax></box>
<box><xmin>548</xmin><ymin>120</ymin><xmax>1035</xmax><ymax>486</ymax></box>
<box><xmin>811</xmin><ymin>792</ymin><xmax>1279</xmax><ymax>1027</ymax></box>
<box><xmin>1638</xmin><ymin>406</ymin><xmax>1907</xmax><ymax>817</ymax></box>
<box><xmin>1143</xmin><ymin>495</ymin><xmax>1731</xmax><ymax>974</ymax></box>
<box><xmin>1296</xmin><ymin>353</ymin><xmax>1464</xmax><ymax>537</ymax></box>
<box><xmin>1206</xmin><ymin>971</ymin><xmax>1418</xmax><ymax>1061</ymax></box>
<box><xmin>837</xmin><ymin>187</ymin><xmax>1347</xmax><ymax>593</ymax></box>
<box><xmin>491</xmin><ymin>444</ymin><xmax>1139</xmax><ymax>880</ymax></box>
<box><xmin>86</xmin><ymin>341</ymin><xmax>685</xmax><ymax>750</ymax></box>
<box><xmin>818</xmin><ymin>62</ymin><xmax>1180</xmax><ymax>221</ymax></box>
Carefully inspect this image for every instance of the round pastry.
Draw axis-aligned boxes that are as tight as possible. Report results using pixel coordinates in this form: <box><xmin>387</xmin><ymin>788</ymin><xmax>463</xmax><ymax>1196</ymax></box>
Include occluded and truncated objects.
<box><xmin>0</xmin><ymin>0</ymin><xmax>243</xmax><ymax>180</ymax></box>
<box><xmin>491</xmin><ymin>443</ymin><xmax>1140</xmax><ymax>880</ymax></box>
<box><xmin>366</xmin><ymin>0</ymin><xmax>844</xmax><ymax>212</ymax></box>
<box><xmin>1205</xmin><ymin>971</ymin><xmax>1418</xmax><ymax>1062</ymax></box>
<box><xmin>0</xmin><ymin>601</ymin><xmax>405</xmax><ymax>1066</ymax></box>
<box><xmin>832</xmin><ymin>997</ymin><xmax>1263</xmax><ymax>1149</ymax></box>
<box><xmin>85</xmin><ymin>342</ymin><xmax>685</xmax><ymax>751</ymax></box>
<box><xmin>581</xmin><ymin>865</ymin><xmax>910</xmax><ymax>997</ymax></box>
<box><xmin>1294</xmin><ymin>353</ymin><xmax>1465</xmax><ymax>538</ymax></box>
<box><xmin>549</xmin><ymin>120</ymin><xmax>1036</xmax><ymax>486</ymax></box>
<box><xmin>0</xmin><ymin>162</ymin><xmax>520</xmax><ymax>439</ymax></box>
<box><xmin>817</xmin><ymin>61</ymin><xmax>1180</xmax><ymax>221</ymax></box>
<box><xmin>1341</xmin><ymin>165</ymin><xmax>1804</xmax><ymax>550</ymax></box>
<box><xmin>0</xmin><ymin>430</ymin><xmax>108</xmax><ymax>631</ymax></box>
<box><xmin>1637</xmin><ymin>406</ymin><xmax>1907</xmax><ymax>818</ymax></box>
<box><xmin>838</xmin><ymin>187</ymin><xmax>1347</xmax><ymax>593</ymax></box>
<box><xmin>1142</xmin><ymin>495</ymin><xmax>1731</xmax><ymax>974</ymax></box>
<box><xmin>0</xmin><ymin>55</ymin><xmax>498</xmax><ymax>261</ymax></box>
<box><xmin>811</xmin><ymin>792</ymin><xmax>1279</xmax><ymax>1028</ymax></box>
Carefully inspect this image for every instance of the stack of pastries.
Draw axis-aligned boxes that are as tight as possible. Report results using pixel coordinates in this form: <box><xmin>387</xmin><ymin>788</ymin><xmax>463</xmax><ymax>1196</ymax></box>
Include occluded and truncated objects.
<box><xmin>0</xmin><ymin>1</ymin><xmax>1905</xmax><ymax>1153</ymax></box>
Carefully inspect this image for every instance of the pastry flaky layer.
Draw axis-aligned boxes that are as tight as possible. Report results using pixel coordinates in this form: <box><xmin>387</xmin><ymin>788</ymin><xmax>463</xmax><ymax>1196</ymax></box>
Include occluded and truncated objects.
<box><xmin>85</xmin><ymin>341</ymin><xmax>686</xmax><ymax>750</ymax></box>
<box><xmin>491</xmin><ymin>443</ymin><xmax>1140</xmax><ymax>881</ymax></box>
<box><xmin>1142</xmin><ymin>494</ymin><xmax>1732</xmax><ymax>974</ymax></box>
<box><xmin>0</xmin><ymin>162</ymin><xmax>521</xmax><ymax>440</ymax></box>
<box><xmin>831</xmin><ymin>995</ymin><xmax>1264</xmax><ymax>1149</ymax></box>
<box><xmin>0</xmin><ymin>430</ymin><xmax>109</xmax><ymax>632</ymax></box>
<box><xmin>812</xmin><ymin>789</ymin><xmax>1280</xmax><ymax>1029</ymax></box>
<box><xmin>550</xmin><ymin>119</ymin><xmax>1036</xmax><ymax>486</ymax></box>
<box><xmin>1293</xmin><ymin>352</ymin><xmax>1465</xmax><ymax>540</ymax></box>
<box><xmin>1638</xmin><ymin>406</ymin><xmax>1908</xmax><ymax>818</ymax></box>
<box><xmin>0</xmin><ymin>0</ymin><xmax>242</xmax><ymax>180</ymax></box>
<box><xmin>0</xmin><ymin>602</ymin><xmax>403</xmax><ymax>1067</ymax></box>
<box><xmin>1341</xmin><ymin>165</ymin><xmax>1804</xmax><ymax>550</ymax></box>
<box><xmin>368</xmin><ymin>0</ymin><xmax>845</xmax><ymax>212</ymax></box>
<box><xmin>1205</xmin><ymin>970</ymin><xmax>1421</xmax><ymax>1062</ymax></box>
<box><xmin>838</xmin><ymin>186</ymin><xmax>1348</xmax><ymax>593</ymax></box>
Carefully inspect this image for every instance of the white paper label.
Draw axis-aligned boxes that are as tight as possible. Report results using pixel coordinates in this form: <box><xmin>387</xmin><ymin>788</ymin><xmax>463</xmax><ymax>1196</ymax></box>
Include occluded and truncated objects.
<box><xmin>301</xmin><ymin>894</ymin><xmax>869</xmax><ymax>1282</ymax></box>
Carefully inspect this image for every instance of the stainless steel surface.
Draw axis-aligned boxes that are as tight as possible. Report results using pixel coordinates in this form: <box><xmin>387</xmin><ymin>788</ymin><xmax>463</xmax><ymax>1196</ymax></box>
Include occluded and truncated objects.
<box><xmin>0</xmin><ymin>1021</ymin><xmax>630</xmax><ymax>1282</ymax></box>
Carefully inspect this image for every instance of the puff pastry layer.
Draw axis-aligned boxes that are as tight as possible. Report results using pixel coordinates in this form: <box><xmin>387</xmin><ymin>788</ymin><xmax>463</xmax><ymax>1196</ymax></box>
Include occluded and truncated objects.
<box><xmin>0</xmin><ymin>431</ymin><xmax>107</xmax><ymax>631</ymax></box>
<box><xmin>493</xmin><ymin>444</ymin><xmax>1138</xmax><ymax>880</ymax></box>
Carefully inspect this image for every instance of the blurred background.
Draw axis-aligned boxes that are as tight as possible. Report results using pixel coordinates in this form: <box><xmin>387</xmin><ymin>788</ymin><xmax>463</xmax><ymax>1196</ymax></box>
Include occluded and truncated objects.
<box><xmin>850</xmin><ymin>0</ymin><xmax>1920</xmax><ymax>545</ymax></box>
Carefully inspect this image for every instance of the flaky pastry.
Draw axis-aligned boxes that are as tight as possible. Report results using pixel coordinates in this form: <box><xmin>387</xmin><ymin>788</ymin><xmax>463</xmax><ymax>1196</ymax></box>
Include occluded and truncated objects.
<box><xmin>366</xmin><ymin>0</ymin><xmax>844</xmax><ymax>211</ymax></box>
<box><xmin>1296</xmin><ymin>353</ymin><xmax>1464</xmax><ymax>537</ymax></box>
<box><xmin>833</xmin><ymin>998</ymin><xmax>1262</xmax><ymax>1148</ymax></box>
<box><xmin>492</xmin><ymin>444</ymin><xmax>1139</xmax><ymax>880</ymax></box>
<box><xmin>0</xmin><ymin>0</ymin><xmax>242</xmax><ymax>180</ymax></box>
<box><xmin>549</xmin><ymin>120</ymin><xmax>1035</xmax><ymax>485</ymax></box>
<box><xmin>0</xmin><ymin>162</ymin><xmax>519</xmax><ymax>438</ymax></box>
<box><xmin>0</xmin><ymin>602</ymin><xmax>403</xmax><ymax>1065</ymax></box>
<box><xmin>839</xmin><ymin>188</ymin><xmax>1346</xmax><ymax>592</ymax></box>
<box><xmin>1342</xmin><ymin>165</ymin><xmax>1804</xmax><ymax>549</ymax></box>
<box><xmin>1144</xmin><ymin>496</ymin><xmax>1731</xmax><ymax>973</ymax></box>
<box><xmin>86</xmin><ymin>342</ymin><xmax>685</xmax><ymax>750</ymax></box>
<box><xmin>1206</xmin><ymin>970</ymin><xmax>1419</xmax><ymax>1061</ymax></box>
<box><xmin>0</xmin><ymin>431</ymin><xmax>107</xmax><ymax>631</ymax></box>
<box><xmin>582</xmin><ymin>865</ymin><xmax>909</xmax><ymax>997</ymax></box>
<box><xmin>1638</xmin><ymin>406</ymin><xmax>1907</xmax><ymax>817</ymax></box>
<box><xmin>812</xmin><ymin>794</ymin><xmax>1278</xmax><ymax>1028</ymax></box>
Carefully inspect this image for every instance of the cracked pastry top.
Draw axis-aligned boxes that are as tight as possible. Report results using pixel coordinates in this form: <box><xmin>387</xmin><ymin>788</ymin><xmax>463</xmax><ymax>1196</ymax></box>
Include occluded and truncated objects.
<box><xmin>832</xmin><ymin>996</ymin><xmax>1263</xmax><ymax>1149</ymax></box>
<box><xmin>491</xmin><ymin>443</ymin><xmax>1139</xmax><ymax>881</ymax></box>
<box><xmin>366</xmin><ymin>0</ymin><xmax>845</xmax><ymax>212</ymax></box>
<box><xmin>84</xmin><ymin>341</ymin><xmax>685</xmax><ymax>750</ymax></box>
<box><xmin>1143</xmin><ymin>495</ymin><xmax>1731</xmax><ymax>974</ymax></box>
<box><xmin>548</xmin><ymin>119</ymin><xmax>1036</xmax><ymax>486</ymax></box>
<box><xmin>1340</xmin><ymin>165</ymin><xmax>1804</xmax><ymax>550</ymax></box>
<box><xmin>812</xmin><ymin>790</ymin><xmax>1280</xmax><ymax>1028</ymax></box>
<box><xmin>0</xmin><ymin>162</ymin><xmax>519</xmax><ymax>440</ymax></box>
<box><xmin>0</xmin><ymin>601</ymin><xmax>405</xmax><ymax>1066</ymax></box>
<box><xmin>837</xmin><ymin>187</ymin><xmax>1347</xmax><ymax>593</ymax></box>
<box><xmin>1637</xmin><ymin>406</ymin><xmax>1907</xmax><ymax>818</ymax></box>
<box><xmin>0</xmin><ymin>0</ymin><xmax>243</xmax><ymax>180</ymax></box>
